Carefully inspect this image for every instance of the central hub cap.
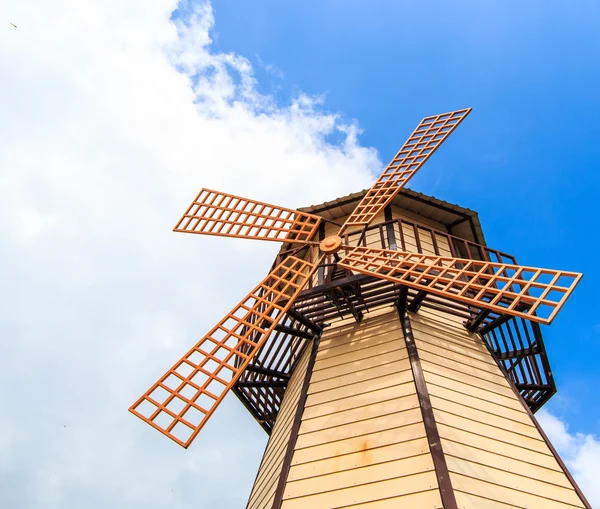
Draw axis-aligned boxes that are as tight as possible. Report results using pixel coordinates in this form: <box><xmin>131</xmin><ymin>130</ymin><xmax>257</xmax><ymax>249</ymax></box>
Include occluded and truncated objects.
<box><xmin>319</xmin><ymin>235</ymin><xmax>343</xmax><ymax>254</ymax></box>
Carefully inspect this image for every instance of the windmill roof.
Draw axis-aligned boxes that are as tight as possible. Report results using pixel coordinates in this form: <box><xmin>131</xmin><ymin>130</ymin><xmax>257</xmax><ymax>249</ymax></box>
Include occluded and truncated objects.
<box><xmin>298</xmin><ymin>187</ymin><xmax>486</xmax><ymax>246</ymax></box>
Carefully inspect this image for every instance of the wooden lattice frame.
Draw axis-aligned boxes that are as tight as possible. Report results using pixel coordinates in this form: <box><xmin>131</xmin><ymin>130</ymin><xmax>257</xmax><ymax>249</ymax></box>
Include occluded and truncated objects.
<box><xmin>338</xmin><ymin>246</ymin><xmax>582</xmax><ymax>324</ymax></box>
<box><xmin>129</xmin><ymin>255</ymin><xmax>320</xmax><ymax>448</ymax></box>
<box><xmin>174</xmin><ymin>189</ymin><xmax>322</xmax><ymax>244</ymax></box>
<box><xmin>339</xmin><ymin>108</ymin><xmax>471</xmax><ymax>233</ymax></box>
<box><xmin>132</xmin><ymin>107</ymin><xmax>585</xmax><ymax>449</ymax></box>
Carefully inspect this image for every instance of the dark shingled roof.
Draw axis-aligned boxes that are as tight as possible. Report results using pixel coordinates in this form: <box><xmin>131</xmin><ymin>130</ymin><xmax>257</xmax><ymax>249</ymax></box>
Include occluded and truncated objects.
<box><xmin>298</xmin><ymin>186</ymin><xmax>486</xmax><ymax>246</ymax></box>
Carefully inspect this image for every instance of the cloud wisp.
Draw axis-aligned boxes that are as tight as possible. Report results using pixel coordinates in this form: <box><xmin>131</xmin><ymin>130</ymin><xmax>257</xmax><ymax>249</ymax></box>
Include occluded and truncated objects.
<box><xmin>538</xmin><ymin>409</ymin><xmax>600</xmax><ymax>507</ymax></box>
<box><xmin>0</xmin><ymin>1</ymin><xmax>379</xmax><ymax>508</ymax></box>
<box><xmin>4</xmin><ymin>2</ymin><xmax>597</xmax><ymax>508</ymax></box>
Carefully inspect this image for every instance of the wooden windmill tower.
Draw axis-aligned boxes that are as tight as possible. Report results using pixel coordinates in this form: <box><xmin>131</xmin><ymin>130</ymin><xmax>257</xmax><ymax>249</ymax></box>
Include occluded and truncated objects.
<box><xmin>130</xmin><ymin>109</ymin><xmax>591</xmax><ymax>508</ymax></box>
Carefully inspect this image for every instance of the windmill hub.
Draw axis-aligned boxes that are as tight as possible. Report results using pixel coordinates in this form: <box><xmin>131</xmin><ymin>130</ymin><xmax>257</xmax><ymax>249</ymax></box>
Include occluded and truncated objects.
<box><xmin>319</xmin><ymin>235</ymin><xmax>343</xmax><ymax>254</ymax></box>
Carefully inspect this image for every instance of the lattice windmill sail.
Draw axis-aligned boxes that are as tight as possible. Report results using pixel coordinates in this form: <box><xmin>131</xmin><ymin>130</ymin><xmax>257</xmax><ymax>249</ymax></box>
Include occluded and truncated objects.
<box><xmin>131</xmin><ymin>109</ymin><xmax>590</xmax><ymax>509</ymax></box>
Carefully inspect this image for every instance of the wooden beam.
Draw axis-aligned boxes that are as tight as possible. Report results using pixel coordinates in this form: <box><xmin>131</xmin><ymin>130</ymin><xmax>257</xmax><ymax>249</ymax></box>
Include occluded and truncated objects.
<box><xmin>272</xmin><ymin>336</ymin><xmax>321</xmax><ymax>508</ymax></box>
<box><xmin>397</xmin><ymin>304</ymin><xmax>458</xmax><ymax>509</ymax></box>
<box><xmin>245</xmin><ymin>365</ymin><xmax>290</xmax><ymax>380</ymax></box>
<box><xmin>236</xmin><ymin>380</ymin><xmax>288</xmax><ymax>389</ymax></box>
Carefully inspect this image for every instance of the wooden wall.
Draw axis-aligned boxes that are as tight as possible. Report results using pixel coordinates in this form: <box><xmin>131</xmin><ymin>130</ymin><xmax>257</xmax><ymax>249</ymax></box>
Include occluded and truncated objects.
<box><xmin>248</xmin><ymin>201</ymin><xmax>589</xmax><ymax>508</ymax></box>
<box><xmin>280</xmin><ymin>309</ymin><xmax>443</xmax><ymax>509</ymax></box>
<box><xmin>247</xmin><ymin>345</ymin><xmax>311</xmax><ymax>509</ymax></box>
<box><xmin>323</xmin><ymin>207</ymin><xmax>452</xmax><ymax>256</ymax></box>
<box><xmin>411</xmin><ymin>307</ymin><xmax>587</xmax><ymax>509</ymax></box>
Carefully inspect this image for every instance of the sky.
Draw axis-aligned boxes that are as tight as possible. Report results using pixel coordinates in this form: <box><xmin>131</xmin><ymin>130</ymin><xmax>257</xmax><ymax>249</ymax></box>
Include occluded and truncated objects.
<box><xmin>1</xmin><ymin>1</ymin><xmax>599</xmax><ymax>507</ymax></box>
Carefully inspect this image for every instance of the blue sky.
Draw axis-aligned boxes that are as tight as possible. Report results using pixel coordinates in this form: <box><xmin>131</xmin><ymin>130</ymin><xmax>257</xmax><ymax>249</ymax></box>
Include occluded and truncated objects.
<box><xmin>205</xmin><ymin>0</ymin><xmax>600</xmax><ymax>433</ymax></box>
<box><xmin>2</xmin><ymin>1</ymin><xmax>599</xmax><ymax>507</ymax></box>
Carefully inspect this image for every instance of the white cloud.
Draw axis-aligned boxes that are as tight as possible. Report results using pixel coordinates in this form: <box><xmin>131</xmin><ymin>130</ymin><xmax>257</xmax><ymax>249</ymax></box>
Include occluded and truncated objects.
<box><xmin>538</xmin><ymin>409</ymin><xmax>600</xmax><ymax>507</ymax></box>
<box><xmin>0</xmin><ymin>1</ymin><xmax>380</xmax><ymax>508</ymax></box>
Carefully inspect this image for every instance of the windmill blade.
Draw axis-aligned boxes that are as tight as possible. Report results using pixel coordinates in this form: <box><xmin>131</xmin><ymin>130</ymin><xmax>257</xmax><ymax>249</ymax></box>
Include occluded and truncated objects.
<box><xmin>338</xmin><ymin>246</ymin><xmax>582</xmax><ymax>325</ymax></box>
<box><xmin>130</xmin><ymin>254</ymin><xmax>321</xmax><ymax>448</ymax></box>
<box><xmin>339</xmin><ymin>108</ymin><xmax>471</xmax><ymax>235</ymax></box>
<box><xmin>174</xmin><ymin>189</ymin><xmax>322</xmax><ymax>244</ymax></box>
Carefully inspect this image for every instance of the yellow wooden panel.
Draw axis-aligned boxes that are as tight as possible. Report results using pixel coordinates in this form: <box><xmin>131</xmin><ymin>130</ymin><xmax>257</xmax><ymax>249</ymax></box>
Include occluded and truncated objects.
<box><xmin>324</xmin><ymin>219</ymin><xmax>340</xmax><ymax>238</ymax></box>
<box><xmin>434</xmin><ymin>233</ymin><xmax>452</xmax><ymax>255</ymax></box>
<box><xmin>247</xmin><ymin>345</ymin><xmax>311</xmax><ymax>509</ymax></box>
<box><xmin>413</xmin><ymin>324</ymin><xmax>496</xmax><ymax>358</ymax></box>
<box><xmin>412</xmin><ymin>326</ymin><xmax>492</xmax><ymax>359</ymax></box>
<box><xmin>427</xmin><ymin>383</ymin><xmax>532</xmax><ymax>426</ymax></box>
<box><xmin>305</xmin><ymin>369</ymin><xmax>414</xmax><ymax>408</ymax></box>
<box><xmin>308</xmin><ymin>359</ymin><xmax>412</xmax><ymax>397</ymax></box>
<box><xmin>435</xmin><ymin>410</ymin><xmax>551</xmax><ymax>455</ymax></box>
<box><xmin>450</xmin><ymin>472</ymin><xmax>585</xmax><ymax>509</ymax></box>
<box><xmin>281</xmin><ymin>470</ymin><xmax>439</xmax><ymax>509</ymax></box>
<box><xmin>391</xmin><ymin>204</ymin><xmax>447</xmax><ymax>230</ymax></box>
<box><xmin>410</xmin><ymin>237</ymin><xmax>440</xmax><ymax>255</ymax></box>
<box><xmin>250</xmin><ymin>404</ymin><xmax>298</xmax><ymax>501</ymax></box>
<box><xmin>415</xmin><ymin>339</ymin><xmax>498</xmax><ymax>377</ymax></box>
<box><xmin>418</xmin><ymin>348</ymin><xmax>509</xmax><ymax>387</ymax></box>
<box><xmin>421</xmin><ymin>360</ymin><xmax>515</xmax><ymax>399</ymax></box>
<box><xmin>338</xmin><ymin>489</ymin><xmax>442</xmax><ymax>509</ymax></box>
<box><xmin>443</xmin><ymin>440</ymin><xmax>572</xmax><ymax>489</ymax></box>
<box><xmin>421</xmin><ymin>361</ymin><xmax>516</xmax><ymax>399</ymax></box>
<box><xmin>253</xmin><ymin>395</ymin><xmax>308</xmax><ymax>498</ymax></box>
<box><xmin>253</xmin><ymin>353</ymin><xmax>309</xmax><ymax>475</ymax></box>
<box><xmin>252</xmin><ymin>409</ymin><xmax>297</xmax><ymax>496</ymax></box>
<box><xmin>424</xmin><ymin>372</ymin><xmax>523</xmax><ymax>411</ymax></box>
<box><xmin>402</xmin><ymin>239</ymin><xmax>431</xmax><ymax>255</ymax></box>
<box><xmin>313</xmin><ymin>340</ymin><xmax>406</xmax><ymax>372</ymax></box>
<box><xmin>447</xmin><ymin>456</ymin><xmax>583</xmax><ymax>506</ymax></box>
<box><xmin>293</xmin><ymin>422</ymin><xmax>427</xmax><ymax>464</ymax></box>
<box><xmin>288</xmin><ymin>437</ymin><xmax>430</xmax><ymax>481</ymax></box>
<box><xmin>284</xmin><ymin>454</ymin><xmax>434</xmax><ymax>499</ymax></box>
<box><xmin>430</xmin><ymin>395</ymin><xmax>538</xmax><ymax>440</ymax></box>
<box><xmin>398</xmin><ymin>237</ymin><xmax>442</xmax><ymax>256</ymax></box>
<box><xmin>416</xmin><ymin>305</ymin><xmax>467</xmax><ymax>322</ymax></box>
<box><xmin>411</xmin><ymin>311</ymin><xmax>481</xmax><ymax>337</ymax></box>
<box><xmin>311</xmin><ymin>347</ymin><xmax>408</xmax><ymax>383</ymax></box>
<box><xmin>250</xmin><ymin>447</ymin><xmax>287</xmax><ymax>509</ymax></box>
<box><xmin>304</xmin><ymin>381</ymin><xmax>415</xmax><ymax>420</ymax></box>
<box><xmin>252</xmin><ymin>484</ymin><xmax>278</xmax><ymax>509</ymax></box>
<box><xmin>317</xmin><ymin>327</ymin><xmax>402</xmax><ymax>361</ymax></box>
<box><xmin>297</xmin><ymin>407</ymin><xmax>423</xmax><ymax>449</ymax></box>
<box><xmin>365</xmin><ymin>232</ymin><xmax>386</xmax><ymax>248</ymax></box>
<box><xmin>438</xmin><ymin>424</ymin><xmax>561</xmax><ymax>472</ymax></box>
<box><xmin>318</xmin><ymin>315</ymin><xmax>401</xmax><ymax>350</ymax></box>
<box><xmin>318</xmin><ymin>323</ymin><xmax>400</xmax><ymax>351</ymax></box>
<box><xmin>455</xmin><ymin>490</ymin><xmax>532</xmax><ymax>509</ymax></box>
<box><xmin>415</xmin><ymin>337</ymin><xmax>501</xmax><ymax>373</ymax></box>
<box><xmin>255</xmin><ymin>400</ymin><xmax>296</xmax><ymax>474</ymax></box>
<box><xmin>300</xmin><ymin>394</ymin><xmax>419</xmax><ymax>434</ymax></box>
<box><xmin>394</xmin><ymin>217</ymin><xmax>438</xmax><ymax>238</ymax></box>
<box><xmin>412</xmin><ymin>327</ymin><xmax>497</xmax><ymax>365</ymax></box>
<box><xmin>412</xmin><ymin>309</ymin><xmax>475</xmax><ymax>334</ymax></box>
<box><xmin>248</xmin><ymin>420</ymin><xmax>302</xmax><ymax>505</ymax></box>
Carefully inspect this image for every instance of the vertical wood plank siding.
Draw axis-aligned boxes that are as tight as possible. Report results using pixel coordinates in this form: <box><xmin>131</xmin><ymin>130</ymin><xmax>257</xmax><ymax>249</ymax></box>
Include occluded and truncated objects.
<box><xmin>247</xmin><ymin>200</ymin><xmax>590</xmax><ymax>508</ymax></box>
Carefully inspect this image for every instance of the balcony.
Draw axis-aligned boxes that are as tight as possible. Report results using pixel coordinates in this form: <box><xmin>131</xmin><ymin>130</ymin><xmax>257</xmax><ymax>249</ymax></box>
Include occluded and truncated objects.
<box><xmin>234</xmin><ymin>217</ymin><xmax>556</xmax><ymax>433</ymax></box>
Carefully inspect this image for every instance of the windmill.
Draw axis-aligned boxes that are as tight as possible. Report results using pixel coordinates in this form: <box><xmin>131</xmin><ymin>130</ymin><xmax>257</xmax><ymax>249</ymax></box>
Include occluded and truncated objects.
<box><xmin>130</xmin><ymin>109</ymin><xmax>591</xmax><ymax>508</ymax></box>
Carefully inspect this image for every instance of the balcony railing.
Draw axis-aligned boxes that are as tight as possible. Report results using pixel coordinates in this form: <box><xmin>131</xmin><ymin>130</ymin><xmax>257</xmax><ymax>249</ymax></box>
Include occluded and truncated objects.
<box><xmin>235</xmin><ymin>216</ymin><xmax>555</xmax><ymax>432</ymax></box>
<box><xmin>299</xmin><ymin>216</ymin><xmax>556</xmax><ymax>413</ymax></box>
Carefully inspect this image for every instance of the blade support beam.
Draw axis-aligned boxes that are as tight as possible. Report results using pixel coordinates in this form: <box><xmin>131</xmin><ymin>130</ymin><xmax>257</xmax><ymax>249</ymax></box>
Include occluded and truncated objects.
<box><xmin>245</xmin><ymin>364</ymin><xmax>290</xmax><ymax>380</ymax></box>
<box><xmin>339</xmin><ymin>108</ymin><xmax>471</xmax><ymax>233</ymax></box>
<box><xmin>129</xmin><ymin>255</ymin><xmax>320</xmax><ymax>448</ymax></box>
<box><xmin>338</xmin><ymin>246</ymin><xmax>582</xmax><ymax>324</ymax></box>
<box><xmin>174</xmin><ymin>188</ymin><xmax>322</xmax><ymax>244</ymax></box>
